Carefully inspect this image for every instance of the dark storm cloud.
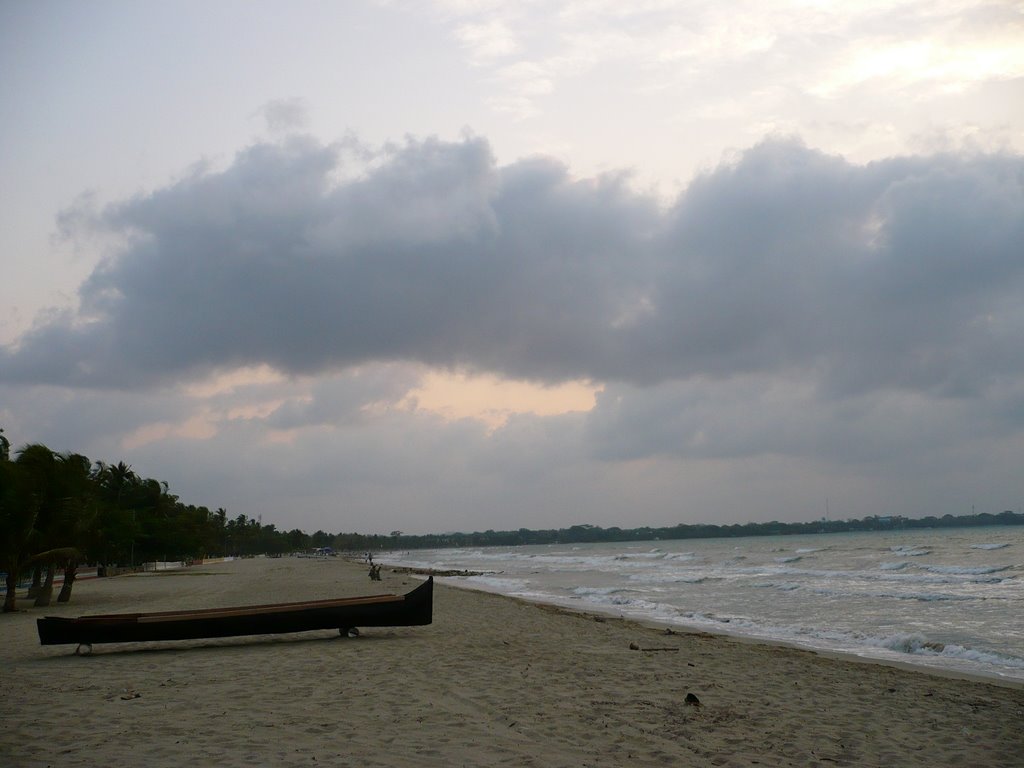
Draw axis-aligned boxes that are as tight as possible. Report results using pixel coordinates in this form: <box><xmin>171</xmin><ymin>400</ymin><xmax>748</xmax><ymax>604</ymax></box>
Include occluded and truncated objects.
<box><xmin>634</xmin><ymin>144</ymin><xmax>1024</xmax><ymax>396</ymax></box>
<box><xmin>2</xmin><ymin>135</ymin><xmax>1022</xmax><ymax>398</ymax></box>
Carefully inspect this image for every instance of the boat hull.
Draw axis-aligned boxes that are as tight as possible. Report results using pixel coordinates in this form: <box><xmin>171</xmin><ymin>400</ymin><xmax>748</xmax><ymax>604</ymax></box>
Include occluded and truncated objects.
<box><xmin>37</xmin><ymin>576</ymin><xmax>432</xmax><ymax>646</ymax></box>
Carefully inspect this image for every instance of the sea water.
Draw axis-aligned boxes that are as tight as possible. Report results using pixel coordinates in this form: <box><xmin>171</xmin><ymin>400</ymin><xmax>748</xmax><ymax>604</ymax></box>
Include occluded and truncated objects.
<box><xmin>384</xmin><ymin>527</ymin><xmax>1024</xmax><ymax>683</ymax></box>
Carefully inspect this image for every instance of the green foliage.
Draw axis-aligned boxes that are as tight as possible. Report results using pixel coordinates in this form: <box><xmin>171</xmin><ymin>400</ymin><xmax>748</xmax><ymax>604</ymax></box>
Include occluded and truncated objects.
<box><xmin>0</xmin><ymin>456</ymin><xmax>41</xmax><ymax>610</ymax></box>
<box><xmin>0</xmin><ymin>438</ymin><xmax>253</xmax><ymax>572</ymax></box>
<box><xmin>381</xmin><ymin>511</ymin><xmax>1024</xmax><ymax>550</ymax></box>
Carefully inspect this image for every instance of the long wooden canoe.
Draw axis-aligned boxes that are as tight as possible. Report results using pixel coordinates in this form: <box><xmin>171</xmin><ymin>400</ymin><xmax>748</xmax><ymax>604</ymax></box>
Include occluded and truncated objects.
<box><xmin>37</xmin><ymin>576</ymin><xmax>432</xmax><ymax>649</ymax></box>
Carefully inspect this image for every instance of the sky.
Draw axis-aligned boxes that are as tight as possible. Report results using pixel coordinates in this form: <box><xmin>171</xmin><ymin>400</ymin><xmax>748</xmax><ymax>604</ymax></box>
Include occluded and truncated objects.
<box><xmin>1</xmin><ymin>0</ymin><xmax>1023</xmax><ymax>535</ymax></box>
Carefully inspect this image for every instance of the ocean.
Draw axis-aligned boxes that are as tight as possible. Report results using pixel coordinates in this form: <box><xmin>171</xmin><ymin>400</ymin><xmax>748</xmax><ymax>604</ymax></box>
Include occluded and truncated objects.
<box><xmin>383</xmin><ymin>526</ymin><xmax>1024</xmax><ymax>683</ymax></box>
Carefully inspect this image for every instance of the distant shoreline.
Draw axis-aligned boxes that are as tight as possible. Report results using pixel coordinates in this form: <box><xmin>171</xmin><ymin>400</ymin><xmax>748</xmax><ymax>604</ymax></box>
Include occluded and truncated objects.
<box><xmin>376</xmin><ymin>514</ymin><xmax>1024</xmax><ymax>550</ymax></box>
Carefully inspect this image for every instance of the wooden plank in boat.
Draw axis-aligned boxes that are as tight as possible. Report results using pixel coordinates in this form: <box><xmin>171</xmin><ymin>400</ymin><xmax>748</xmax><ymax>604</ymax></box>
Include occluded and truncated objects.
<box><xmin>79</xmin><ymin>593</ymin><xmax>403</xmax><ymax>623</ymax></box>
<box><xmin>135</xmin><ymin>594</ymin><xmax>403</xmax><ymax>623</ymax></box>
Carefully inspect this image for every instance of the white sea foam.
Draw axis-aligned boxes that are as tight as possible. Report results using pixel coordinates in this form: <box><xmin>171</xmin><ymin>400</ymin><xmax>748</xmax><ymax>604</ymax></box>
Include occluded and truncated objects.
<box><xmin>463</xmin><ymin>575</ymin><xmax>532</xmax><ymax>593</ymax></box>
<box><xmin>663</xmin><ymin>552</ymin><xmax>697</xmax><ymax>561</ymax></box>
<box><xmin>937</xmin><ymin>644</ymin><xmax>1024</xmax><ymax>669</ymax></box>
<box><xmin>873</xmin><ymin>634</ymin><xmax>1024</xmax><ymax>669</ymax></box>
<box><xmin>971</xmin><ymin>543</ymin><xmax>1010</xmax><ymax>550</ymax></box>
<box><xmin>573</xmin><ymin>586</ymin><xmax>626</xmax><ymax>597</ymax></box>
<box><xmin>879</xmin><ymin>633</ymin><xmax>941</xmax><ymax>653</ymax></box>
<box><xmin>574</xmin><ymin>590</ymin><xmax>660</xmax><ymax>612</ymax></box>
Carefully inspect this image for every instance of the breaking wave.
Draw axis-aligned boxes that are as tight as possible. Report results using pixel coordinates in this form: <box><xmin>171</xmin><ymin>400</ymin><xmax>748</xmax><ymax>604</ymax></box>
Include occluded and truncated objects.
<box><xmin>875</xmin><ymin>634</ymin><xmax>1024</xmax><ymax>669</ymax></box>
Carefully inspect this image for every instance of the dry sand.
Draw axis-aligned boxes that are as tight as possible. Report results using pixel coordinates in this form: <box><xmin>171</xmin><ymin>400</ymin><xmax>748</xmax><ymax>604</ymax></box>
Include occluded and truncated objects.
<box><xmin>2</xmin><ymin>556</ymin><xmax>1022</xmax><ymax>767</ymax></box>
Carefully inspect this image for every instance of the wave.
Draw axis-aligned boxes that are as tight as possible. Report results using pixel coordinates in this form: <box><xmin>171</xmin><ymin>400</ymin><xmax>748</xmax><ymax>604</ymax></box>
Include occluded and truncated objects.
<box><xmin>774</xmin><ymin>555</ymin><xmax>802</xmax><ymax>563</ymax></box>
<box><xmin>573</xmin><ymin>589</ymin><xmax>662</xmax><ymax>611</ymax></box>
<box><xmin>721</xmin><ymin>555</ymin><xmax>747</xmax><ymax>563</ymax></box>
<box><xmin>890</xmin><ymin>547</ymin><xmax>931</xmax><ymax>557</ymax></box>
<box><xmin>918</xmin><ymin>564</ymin><xmax>1011</xmax><ymax>575</ymax></box>
<box><xmin>750</xmin><ymin>564</ymin><xmax>1008</xmax><ymax>586</ymax></box>
<box><xmin>878</xmin><ymin>633</ymin><xmax>947</xmax><ymax>654</ymax></box>
<box><xmin>573</xmin><ymin>585</ymin><xmax>627</xmax><ymax>597</ymax></box>
<box><xmin>615</xmin><ymin>550</ymin><xmax>668</xmax><ymax>561</ymax></box>
<box><xmin>971</xmin><ymin>543</ymin><xmax>1010</xmax><ymax>550</ymax></box>
<box><xmin>874</xmin><ymin>634</ymin><xmax>1024</xmax><ymax>669</ymax></box>
<box><xmin>628</xmin><ymin>573</ymin><xmax>710</xmax><ymax>585</ymax></box>
<box><xmin>885</xmin><ymin>591</ymin><xmax>975</xmax><ymax>602</ymax></box>
<box><xmin>807</xmin><ymin>586</ymin><xmax>976</xmax><ymax>602</ymax></box>
<box><xmin>753</xmin><ymin>581</ymin><xmax>801</xmax><ymax>591</ymax></box>
<box><xmin>879</xmin><ymin>562</ymin><xmax>909</xmax><ymax>570</ymax></box>
<box><xmin>663</xmin><ymin>552</ymin><xmax>697</xmax><ymax>561</ymax></box>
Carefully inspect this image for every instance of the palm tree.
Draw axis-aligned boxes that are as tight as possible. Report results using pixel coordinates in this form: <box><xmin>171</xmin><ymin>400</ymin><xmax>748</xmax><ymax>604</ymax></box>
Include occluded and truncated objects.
<box><xmin>92</xmin><ymin>460</ymin><xmax>140</xmax><ymax>567</ymax></box>
<box><xmin>52</xmin><ymin>452</ymin><xmax>96</xmax><ymax>603</ymax></box>
<box><xmin>0</xmin><ymin>458</ymin><xmax>40</xmax><ymax>612</ymax></box>
<box><xmin>1</xmin><ymin>442</ymin><xmax>92</xmax><ymax>610</ymax></box>
<box><xmin>14</xmin><ymin>445</ymin><xmax>60</xmax><ymax>603</ymax></box>
<box><xmin>12</xmin><ymin>446</ymin><xmax>91</xmax><ymax>606</ymax></box>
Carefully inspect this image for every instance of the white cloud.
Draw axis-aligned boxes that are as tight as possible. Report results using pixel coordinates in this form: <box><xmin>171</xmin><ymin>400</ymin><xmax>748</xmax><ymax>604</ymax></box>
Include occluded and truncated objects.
<box><xmin>813</xmin><ymin>37</ymin><xmax>1024</xmax><ymax>98</ymax></box>
<box><xmin>455</xmin><ymin>19</ymin><xmax>520</xmax><ymax>60</ymax></box>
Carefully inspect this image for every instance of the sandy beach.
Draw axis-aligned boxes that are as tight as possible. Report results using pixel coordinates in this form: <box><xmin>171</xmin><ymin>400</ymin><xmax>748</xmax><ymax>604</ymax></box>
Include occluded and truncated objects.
<box><xmin>2</xmin><ymin>557</ymin><xmax>1022</xmax><ymax>768</ymax></box>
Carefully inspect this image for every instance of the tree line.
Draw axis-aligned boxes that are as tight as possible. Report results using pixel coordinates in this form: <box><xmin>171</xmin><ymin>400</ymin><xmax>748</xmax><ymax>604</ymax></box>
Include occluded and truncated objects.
<box><xmin>0</xmin><ymin>437</ymin><xmax>323</xmax><ymax>611</ymax></box>
<box><xmin>3</xmin><ymin>431</ymin><xmax>1021</xmax><ymax>612</ymax></box>
<box><xmin>385</xmin><ymin>510</ymin><xmax>1023</xmax><ymax>550</ymax></box>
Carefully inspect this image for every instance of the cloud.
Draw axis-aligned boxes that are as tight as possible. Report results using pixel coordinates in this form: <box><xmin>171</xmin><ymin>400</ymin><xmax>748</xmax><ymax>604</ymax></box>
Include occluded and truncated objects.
<box><xmin>649</xmin><ymin>141</ymin><xmax>1024</xmax><ymax>397</ymax></box>
<box><xmin>455</xmin><ymin>19</ymin><xmax>520</xmax><ymax>61</ymax></box>
<box><xmin>257</xmin><ymin>98</ymin><xmax>311</xmax><ymax>135</ymax></box>
<box><xmin>583</xmin><ymin>373</ymin><xmax>1024</xmax><ymax>468</ymax></box>
<box><xmin>434</xmin><ymin>3</ymin><xmax>1023</xmax><ymax>105</ymax></box>
<box><xmin>2</xmin><ymin>134</ymin><xmax>1022</xmax><ymax>413</ymax></box>
<box><xmin>809</xmin><ymin>2</ymin><xmax>1024</xmax><ymax>98</ymax></box>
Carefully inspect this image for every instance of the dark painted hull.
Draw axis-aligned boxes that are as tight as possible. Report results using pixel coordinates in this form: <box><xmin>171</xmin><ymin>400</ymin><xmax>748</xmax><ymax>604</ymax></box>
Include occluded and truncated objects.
<box><xmin>37</xmin><ymin>576</ymin><xmax>432</xmax><ymax>646</ymax></box>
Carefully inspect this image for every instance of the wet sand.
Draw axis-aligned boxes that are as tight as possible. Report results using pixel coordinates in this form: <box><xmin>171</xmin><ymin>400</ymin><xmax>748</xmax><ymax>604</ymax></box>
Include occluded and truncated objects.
<box><xmin>2</xmin><ymin>556</ymin><xmax>1022</xmax><ymax>767</ymax></box>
